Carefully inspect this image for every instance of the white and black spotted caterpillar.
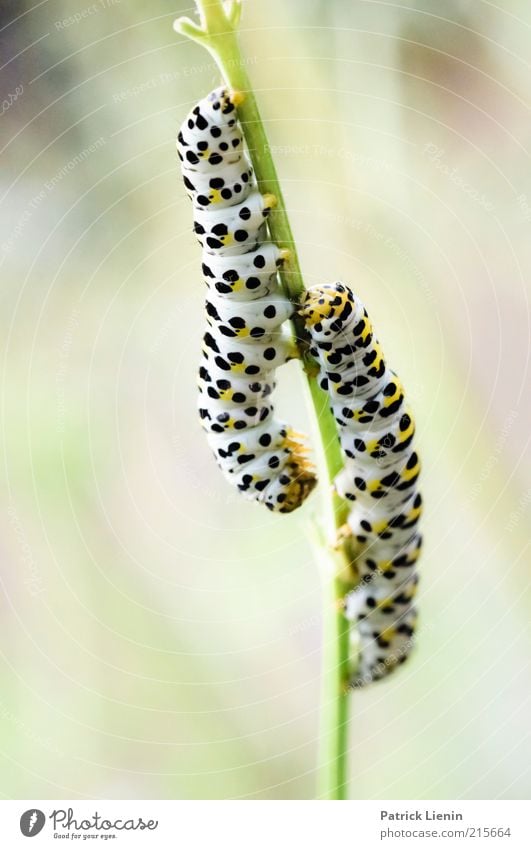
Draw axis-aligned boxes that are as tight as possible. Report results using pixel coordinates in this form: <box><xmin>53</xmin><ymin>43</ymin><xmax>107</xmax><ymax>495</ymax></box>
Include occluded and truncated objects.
<box><xmin>300</xmin><ymin>283</ymin><xmax>422</xmax><ymax>685</ymax></box>
<box><xmin>177</xmin><ymin>89</ymin><xmax>421</xmax><ymax>683</ymax></box>
<box><xmin>178</xmin><ymin>87</ymin><xmax>317</xmax><ymax>512</ymax></box>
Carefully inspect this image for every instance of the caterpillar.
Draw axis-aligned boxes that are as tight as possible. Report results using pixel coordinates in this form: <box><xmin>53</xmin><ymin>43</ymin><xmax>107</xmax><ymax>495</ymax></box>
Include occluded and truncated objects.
<box><xmin>178</xmin><ymin>87</ymin><xmax>317</xmax><ymax>512</ymax></box>
<box><xmin>300</xmin><ymin>282</ymin><xmax>422</xmax><ymax>685</ymax></box>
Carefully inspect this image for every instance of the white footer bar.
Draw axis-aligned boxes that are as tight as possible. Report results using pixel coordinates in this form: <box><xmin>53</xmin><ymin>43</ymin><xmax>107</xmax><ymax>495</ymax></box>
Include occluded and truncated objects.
<box><xmin>1</xmin><ymin>799</ymin><xmax>528</xmax><ymax>848</ymax></box>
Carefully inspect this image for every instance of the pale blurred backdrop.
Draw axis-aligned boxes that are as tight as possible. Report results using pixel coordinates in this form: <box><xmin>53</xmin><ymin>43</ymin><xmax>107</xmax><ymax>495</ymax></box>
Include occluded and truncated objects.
<box><xmin>1</xmin><ymin>0</ymin><xmax>530</xmax><ymax>799</ymax></box>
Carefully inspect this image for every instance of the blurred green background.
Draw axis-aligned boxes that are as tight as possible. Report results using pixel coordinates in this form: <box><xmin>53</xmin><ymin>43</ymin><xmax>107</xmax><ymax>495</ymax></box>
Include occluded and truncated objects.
<box><xmin>1</xmin><ymin>0</ymin><xmax>530</xmax><ymax>799</ymax></box>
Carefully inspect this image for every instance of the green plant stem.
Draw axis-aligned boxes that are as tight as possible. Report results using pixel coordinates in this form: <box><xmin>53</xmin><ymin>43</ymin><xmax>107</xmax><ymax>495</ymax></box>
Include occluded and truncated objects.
<box><xmin>175</xmin><ymin>0</ymin><xmax>355</xmax><ymax>800</ymax></box>
<box><xmin>321</xmin><ymin>577</ymin><xmax>351</xmax><ymax>800</ymax></box>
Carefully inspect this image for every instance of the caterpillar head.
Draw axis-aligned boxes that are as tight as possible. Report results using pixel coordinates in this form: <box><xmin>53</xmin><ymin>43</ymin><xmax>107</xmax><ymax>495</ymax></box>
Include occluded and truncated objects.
<box><xmin>299</xmin><ymin>283</ymin><xmax>355</xmax><ymax>332</ymax></box>
<box><xmin>261</xmin><ymin>430</ymin><xmax>317</xmax><ymax>513</ymax></box>
<box><xmin>266</xmin><ymin>456</ymin><xmax>317</xmax><ymax>513</ymax></box>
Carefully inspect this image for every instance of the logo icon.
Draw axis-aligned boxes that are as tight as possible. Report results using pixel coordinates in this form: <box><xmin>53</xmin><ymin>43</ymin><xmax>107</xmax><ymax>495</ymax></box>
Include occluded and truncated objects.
<box><xmin>20</xmin><ymin>810</ymin><xmax>45</xmax><ymax>837</ymax></box>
